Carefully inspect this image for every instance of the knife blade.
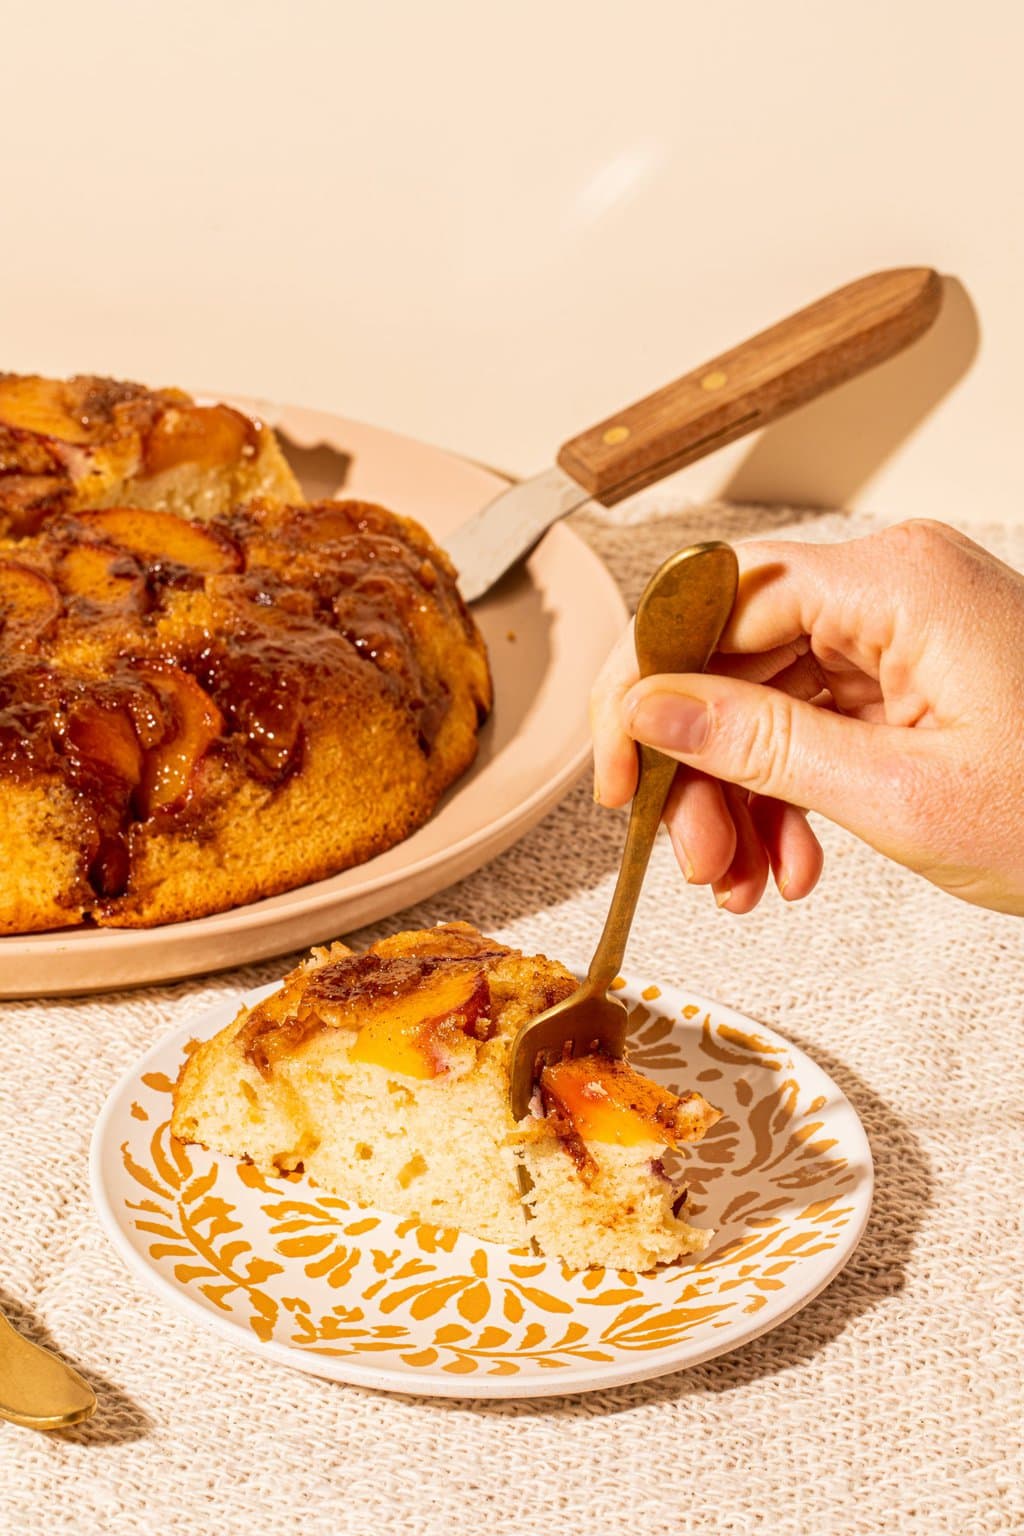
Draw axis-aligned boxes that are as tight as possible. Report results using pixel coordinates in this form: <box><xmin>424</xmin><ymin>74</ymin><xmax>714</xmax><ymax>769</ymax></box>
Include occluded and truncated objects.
<box><xmin>444</xmin><ymin>465</ymin><xmax>589</xmax><ymax>604</ymax></box>
<box><xmin>443</xmin><ymin>266</ymin><xmax>942</xmax><ymax>602</ymax></box>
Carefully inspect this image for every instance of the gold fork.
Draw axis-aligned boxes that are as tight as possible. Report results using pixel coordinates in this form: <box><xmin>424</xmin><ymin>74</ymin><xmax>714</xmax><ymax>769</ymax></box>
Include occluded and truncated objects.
<box><xmin>507</xmin><ymin>540</ymin><xmax>739</xmax><ymax>1123</ymax></box>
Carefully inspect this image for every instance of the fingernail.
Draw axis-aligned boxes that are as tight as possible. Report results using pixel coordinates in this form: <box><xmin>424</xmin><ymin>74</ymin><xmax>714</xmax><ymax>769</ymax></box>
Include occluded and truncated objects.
<box><xmin>628</xmin><ymin>692</ymin><xmax>710</xmax><ymax>755</ymax></box>
<box><xmin>671</xmin><ymin>833</ymin><xmax>695</xmax><ymax>882</ymax></box>
<box><xmin>777</xmin><ymin>869</ymin><xmax>790</xmax><ymax>897</ymax></box>
<box><xmin>714</xmin><ymin>885</ymin><xmax>732</xmax><ymax>909</ymax></box>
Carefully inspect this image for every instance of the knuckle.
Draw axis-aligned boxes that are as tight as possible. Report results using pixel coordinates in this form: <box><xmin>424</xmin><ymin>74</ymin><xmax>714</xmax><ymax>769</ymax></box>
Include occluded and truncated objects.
<box><xmin>724</xmin><ymin>692</ymin><xmax>795</xmax><ymax>794</ymax></box>
<box><xmin>880</xmin><ymin>518</ymin><xmax>959</xmax><ymax>566</ymax></box>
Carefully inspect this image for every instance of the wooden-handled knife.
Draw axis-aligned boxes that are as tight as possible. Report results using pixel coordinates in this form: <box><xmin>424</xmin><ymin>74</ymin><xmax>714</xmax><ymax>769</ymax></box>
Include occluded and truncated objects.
<box><xmin>444</xmin><ymin>267</ymin><xmax>942</xmax><ymax>601</ymax></box>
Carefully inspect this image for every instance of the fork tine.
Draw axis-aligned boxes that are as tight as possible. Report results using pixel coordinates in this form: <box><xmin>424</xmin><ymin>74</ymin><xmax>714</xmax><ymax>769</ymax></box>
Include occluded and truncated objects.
<box><xmin>507</xmin><ymin>987</ymin><xmax>629</xmax><ymax>1121</ymax></box>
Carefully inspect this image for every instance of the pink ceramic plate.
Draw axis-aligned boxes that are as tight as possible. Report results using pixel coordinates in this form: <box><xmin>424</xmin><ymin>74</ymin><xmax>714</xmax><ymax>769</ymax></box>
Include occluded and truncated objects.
<box><xmin>0</xmin><ymin>398</ymin><xmax>626</xmax><ymax>996</ymax></box>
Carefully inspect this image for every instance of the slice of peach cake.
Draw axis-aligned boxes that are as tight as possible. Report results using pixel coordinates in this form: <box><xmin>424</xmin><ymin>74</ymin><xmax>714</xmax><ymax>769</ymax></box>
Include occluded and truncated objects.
<box><xmin>171</xmin><ymin>923</ymin><xmax>721</xmax><ymax>1271</ymax></box>
<box><xmin>0</xmin><ymin>373</ymin><xmax>299</xmax><ymax>537</ymax></box>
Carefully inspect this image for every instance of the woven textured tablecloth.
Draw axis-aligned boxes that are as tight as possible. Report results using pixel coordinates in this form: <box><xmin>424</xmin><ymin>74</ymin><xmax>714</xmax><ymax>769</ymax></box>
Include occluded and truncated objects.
<box><xmin>2</xmin><ymin>499</ymin><xmax>1022</xmax><ymax>1536</ymax></box>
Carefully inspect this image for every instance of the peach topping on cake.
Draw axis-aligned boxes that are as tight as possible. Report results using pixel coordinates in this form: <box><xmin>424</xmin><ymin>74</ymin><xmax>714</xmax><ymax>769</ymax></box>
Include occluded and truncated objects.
<box><xmin>0</xmin><ymin>372</ymin><xmax>255</xmax><ymax>465</ymax></box>
<box><xmin>239</xmin><ymin>950</ymin><xmax>497</xmax><ymax>1081</ymax></box>
<box><xmin>541</xmin><ymin>1054</ymin><xmax>722</xmax><ymax>1150</ymax></box>
<box><xmin>70</xmin><ymin>506</ymin><xmax>243</xmax><ymax>574</ymax></box>
<box><xmin>0</xmin><ymin>373</ymin><xmax>299</xmax><ymax>537</ymax></box>
<box><xmin>0</xmin><ymin>491</ymin><xmax>490</xmax><ymax>932</ymax></box>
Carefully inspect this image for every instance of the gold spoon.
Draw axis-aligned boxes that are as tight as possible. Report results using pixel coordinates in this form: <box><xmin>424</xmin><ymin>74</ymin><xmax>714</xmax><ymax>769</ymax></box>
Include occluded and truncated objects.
<box><xmin>0</xmin><ymin>1307</ymin><xmax>96</xmax><ymax>1430</ymax></box>
<box><xmin>507</xmin><ymin>540</ymin><xmax>739</xmax><ymax>1121</ymax></box>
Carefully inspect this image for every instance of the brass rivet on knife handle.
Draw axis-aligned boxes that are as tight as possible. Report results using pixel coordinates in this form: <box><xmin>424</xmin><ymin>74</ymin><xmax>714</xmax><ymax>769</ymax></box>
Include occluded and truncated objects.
<box><xmin>556</xmin><ymin>266</ymin><xmax>943</xmax><ymax>507</ymax></box>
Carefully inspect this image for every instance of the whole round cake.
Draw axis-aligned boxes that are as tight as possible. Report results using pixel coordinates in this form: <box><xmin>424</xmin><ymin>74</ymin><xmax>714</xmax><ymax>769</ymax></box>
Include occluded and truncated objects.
<box><xmin>0</xmin><ymin>491</ymin><xmax>491</xmax><ymax>932</ymax></box>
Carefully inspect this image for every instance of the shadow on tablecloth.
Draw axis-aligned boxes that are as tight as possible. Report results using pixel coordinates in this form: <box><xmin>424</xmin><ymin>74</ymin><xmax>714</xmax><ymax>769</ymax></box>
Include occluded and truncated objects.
<box><xmin>0</xmin><ymin>1284</ymin><xmax>152</xmax><ymax>1445</ymax></box>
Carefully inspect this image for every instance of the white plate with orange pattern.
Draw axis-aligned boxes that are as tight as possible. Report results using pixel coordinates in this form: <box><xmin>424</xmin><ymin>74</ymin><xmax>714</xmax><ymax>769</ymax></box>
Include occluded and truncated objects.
<box><xmin>90</xmin><ymin>968</ymin><xmax>873</xmax><ymax>1399</ymax></box>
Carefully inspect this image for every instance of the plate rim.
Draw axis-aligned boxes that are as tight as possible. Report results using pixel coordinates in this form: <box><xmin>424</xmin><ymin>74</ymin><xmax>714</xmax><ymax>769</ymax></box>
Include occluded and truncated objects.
<box><xmin>90</xmin><ymin>974</ymin><xmax>874</xmax><ymax>1400</ymax></box>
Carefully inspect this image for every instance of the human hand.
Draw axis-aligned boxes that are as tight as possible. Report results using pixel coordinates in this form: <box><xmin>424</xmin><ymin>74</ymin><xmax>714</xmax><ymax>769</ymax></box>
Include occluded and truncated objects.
<box><xmin>591</xmin><ymin>520</ymin><xmax>1024</xmax><ymax>915</ymax></box>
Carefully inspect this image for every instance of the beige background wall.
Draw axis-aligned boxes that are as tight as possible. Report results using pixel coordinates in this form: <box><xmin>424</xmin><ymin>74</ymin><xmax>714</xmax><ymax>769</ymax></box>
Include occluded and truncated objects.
<box><xmin>1</xmin><ymin>1</ymin><xmax>1018</xmax><ymax>523</ymax></box>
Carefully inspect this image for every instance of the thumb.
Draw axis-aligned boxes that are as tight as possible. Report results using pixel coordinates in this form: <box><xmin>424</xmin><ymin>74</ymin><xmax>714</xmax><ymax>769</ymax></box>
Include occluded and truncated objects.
<box><xmin>623</xmin><ymin>672</ymin><xmax>939</xmax><ymax>860</ymax></box>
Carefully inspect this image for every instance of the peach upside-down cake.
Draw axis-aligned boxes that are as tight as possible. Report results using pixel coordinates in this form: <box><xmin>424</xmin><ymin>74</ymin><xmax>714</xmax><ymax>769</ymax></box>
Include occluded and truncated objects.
<box><xmin>0</xmin><ymin>375</ymin><xmax>491</xmax><ymax>933</ymax></box>
<box><xmin>171</xmin><ymin>924</ymin><xmax>721</xmax><ymax>1271</ymax></box>
<box><xmin>0</xmin><ymin>373</ymin><xmax>300</xmax><ymax>537</ymax></box>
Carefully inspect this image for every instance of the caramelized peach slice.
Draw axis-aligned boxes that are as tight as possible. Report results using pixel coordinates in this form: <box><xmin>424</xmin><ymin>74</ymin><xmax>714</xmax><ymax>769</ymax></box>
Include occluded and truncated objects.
<box><xmin>0</xmin><ymin>376</ymin><xmax>95</xmax><ymax>445</ymax></box>
<box><xmin>124</xmin><ymin>681</ymin><xmax>170</xmax><ymax>751</ymax></box>
<box><xmin>143</xmin><ymin>404</ymin><xmax>257</xmax><ymax>475</ymax></box>
<box><xmin>134</xmin><ymin>664</ymin><xmax>223</xmax><ymax>816</ymax></box>
<box><xmin>241</xmin><ymin>954</ymin><xmax>493</xmax><ymax>1078</ymax></box>
<box><xmin>0</xmin><ymin>560</ymin><xmax>61</xmax><ymax>643</ymax></box>
<box><xmin>291</xmin><ymin>504</ymin><xmax>363</xmax><ymax>543</ymax></box>
<box><xmin>540</xmin><ymin>1055</ymin><xmax>721</xmax><ymax>1149</ymax></box>
<box><xmin>66</xmin><ymin>700</ymin><xmax>144</xmax><ymax>787</ymax></box>
<box><xmin>55</xmin><ymin>541</ymin><xmax>148</xmax><ymax>611</ymax></box>
<box><xmin>0</xmin><ymin>476</ymin><xmax>75</xmax><ymax>537</ymax></box>
<box><xmin>72</xmin><ymin>507</ymin><xmax>242</xmax><ymax>574</ymax></box>
<box><xmin>347</xmin><ymin>965</ymin><xmax>490</xmax><ymax>1079</ymax></box>
<box><xmin>197</xmin><ymin>650</ymin><xmax>304</xmax><ymax>783</ymax></box>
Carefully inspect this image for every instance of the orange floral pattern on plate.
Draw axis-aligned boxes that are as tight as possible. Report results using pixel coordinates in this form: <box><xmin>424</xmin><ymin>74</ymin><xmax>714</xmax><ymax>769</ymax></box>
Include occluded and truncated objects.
<box><xmin>102</xmin><ymin>977</ymin><xmax>872</xmax><ymax>1392</ymax></box>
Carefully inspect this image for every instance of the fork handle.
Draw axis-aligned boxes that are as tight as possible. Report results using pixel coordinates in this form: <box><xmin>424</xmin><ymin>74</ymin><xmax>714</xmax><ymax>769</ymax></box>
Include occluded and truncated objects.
<box><xmin>588</xmin><ymin>745</ymin><xmax>678</xmax><ymax>992</ymax></box>
<box><xmin>588</xmin><ymin>541</ymin><xmax>740</xmax><ymax>992</ymax></box>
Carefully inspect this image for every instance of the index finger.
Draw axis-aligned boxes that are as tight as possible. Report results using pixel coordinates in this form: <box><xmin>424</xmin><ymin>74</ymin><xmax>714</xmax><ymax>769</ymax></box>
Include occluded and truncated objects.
<box><xmin>590</xmin><ymin>619</ymin><xmax>640</xmax><ymax>806</ymax></box>
<box><xmin>720</xmin><ymin>538</ymin><xmax>834</xmax><ymax>656</ymax></box>
<box><xmin>722</xmin><ymin>525</ymin><xmax>953</xmax><ymax>672</ymax></box>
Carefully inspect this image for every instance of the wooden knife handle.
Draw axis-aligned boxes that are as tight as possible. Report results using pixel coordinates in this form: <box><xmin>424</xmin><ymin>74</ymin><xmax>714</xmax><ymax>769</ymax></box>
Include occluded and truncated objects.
<box><xmin>556</xmin><ymin>266</ymin><xmax>942</xmax><ymax>505</ymax></box>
